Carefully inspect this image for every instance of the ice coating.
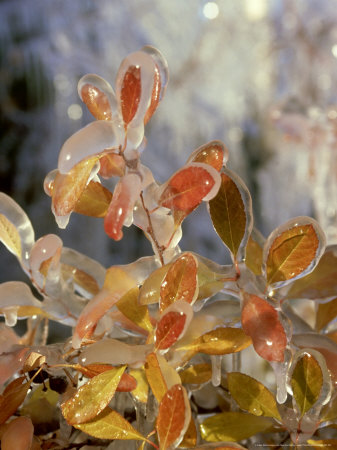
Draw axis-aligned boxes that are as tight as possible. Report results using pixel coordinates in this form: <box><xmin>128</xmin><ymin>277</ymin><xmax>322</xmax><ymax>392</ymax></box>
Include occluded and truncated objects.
<box><xmin>187</xmin><ymin>140</ymin><xmax>229</xmax><ymax>170</ymax></box>
<box><xmin>78</xmin><ymin>73</ymin><xmax>118</xmax><ymax>121</ymax></box>
<box><xmin>43</xmin><ymin>169</ymin><xmax>58</xmax><ymax>196</ymax></box>
<box><xmin>262</xmin><ymin>216</ymin><xmax>326</xmax><ymax>290</ymax></box>
<box><xmin>0</xmin><ymin>281</ymin><xmax>42</xmax><ymax>312</ymax></box>
<box><xmin>141</xmin><ymin>45</ymin><xmax>169</xmax><ymax>101</ymax></box>
<box><xmin>0</xmin><ymin>347</ymin><xmax>30</xmax><ymax>385</ymax></box>
<box><xmin>1</xmin><ymin>416</ymin><xmax>34</xmax><ymax>450</ymax></box>
<box><xmin>115</xmin><ymin>50</ymin><xmax>156</xmax><ymax>128</ymax></box>
<box><xmin>188</xmin><ymin>163</ymin><xmax>221</xmax><ymax>202</ymax></box>
<box><xmin>211</xmin><ymin>355</ymin><xmax>222</xmax><ymax>387</ymax></box>
<box><xmin>0</xmin><ymin>192</ymin><xmax>35</xmax><ymax>271</ymax></box>
<box><xmin>29</xmin><ymin>234</ymin><xmax>63</xmax><ymax>288</ymax></box>
<box><xmin>0</xmin><ymin>324</ymin><xmax>20</xmax><ymax>353</ymax></box>
<box><xmin>58</xmin><ymin>119</ymin><xmax>124</xmax><ymax>174</ymax></box>
<box><xmin>270</xmin><ymin>350</ymin><xmax>292</xmax><ymax>404</ymax></box>
<box><xmin>79</xmin><ymin>338</ymin><xmax>152</xmax><ymax>367</ymax></box>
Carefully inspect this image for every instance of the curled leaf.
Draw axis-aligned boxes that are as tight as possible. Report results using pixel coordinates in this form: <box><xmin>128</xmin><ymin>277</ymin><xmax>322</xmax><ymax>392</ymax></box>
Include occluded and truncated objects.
<box><xmin>156</xmin><ymin>384</ymin><xmax>191</xmax><ymax>450</ymax></box>
<box><xmin>241</xmin><ymin>292</ymin><xmax>287</xmax><ymax>362</ymax></box>
<box><xmin>263</xmin><ymin>217</ymin><xmax>325</xmax><ymax>288</ymax></box>
<box><xmin>209</xmin><ymin>168</ymin><xmax>252</xmax><ymax>261</ymax></box>
<box><xmin>61</xmin><ymin>365</ymin><xmax>126</xmax><ymax>424</ymax></box>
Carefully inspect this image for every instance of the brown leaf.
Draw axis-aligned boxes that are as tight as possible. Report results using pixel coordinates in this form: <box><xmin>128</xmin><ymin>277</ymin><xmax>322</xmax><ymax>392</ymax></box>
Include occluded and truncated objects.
<box><xmin>0</xmin><ymin>377</ymin><xmax>31</xmax><ymax>424</ymax></box>
<box><xmin>156</xmin><ymin>384</ymin><xmax>191</xmax><ymax>450</ymax></box>
<box><xmin>160</xmin><ymin>253</ymin><xmax>198</xmax><ymax>312</ymax></box>
<box><xmin>209</xmin><ymin>169</ymin><xmax>251</xmax><ymax>260</ymax></box>
<box><xmin>120</xmin><ymin>65</ymin><xmax>141</xmax><ymax>126</ymax></box>
<box><xmin>74</xmin><ymin>181</ymin><xmax>112</xmax><ymax>217</ymax></box>
<box><xmin>61</xmin><ymin>365</ymin><xmax>126</xmax><ymax>424</ymax></box>
<box><xmin>316</xmin><ymin>297</ymin><xmax>337</xmax><ymax>331</ymax></box>
<box><xmin>265</xmin><ymin>222</ymin><xmax>320</xmax><ymax>286</ymax></box>
<box><xmin>241</xmin><ymin>293</ymin><xmax>287</xmax><ymax>362</ymax></box>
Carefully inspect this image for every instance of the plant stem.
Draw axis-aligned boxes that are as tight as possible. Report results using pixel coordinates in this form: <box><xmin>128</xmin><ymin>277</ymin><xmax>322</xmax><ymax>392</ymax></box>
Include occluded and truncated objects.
<box><xmin>140</xmin><ymin>191</ymin><xmax>164</xmax><ymax>266</ymax></box>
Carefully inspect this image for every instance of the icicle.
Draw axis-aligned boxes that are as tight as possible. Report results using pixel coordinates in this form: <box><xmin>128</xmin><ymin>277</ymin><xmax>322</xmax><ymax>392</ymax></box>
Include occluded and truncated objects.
<box><xmin>270</xmin><ymin>349</ymin><xmax>292</xmax><ymax>404</ymax></box>
<box><xmin>211</xmin><ymin>355</ymin><xmax>222</xmax><ymax>387</ymax></box>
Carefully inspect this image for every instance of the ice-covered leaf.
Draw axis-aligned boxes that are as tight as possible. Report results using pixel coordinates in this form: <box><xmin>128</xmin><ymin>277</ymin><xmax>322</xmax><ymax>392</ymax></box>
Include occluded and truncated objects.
<box><xmin>178</xmin><ymin>416</ymin><xmax>198</xmax><ymax>448</ymax></box>
<box><xmin>179</xmin><ymin>363</ymin><xmax>212</xmax><ymax>385</ymax></box>
<box><xmin>129</xmin><ymin>368</ymin><xmax>149</xmax><ymax>403</ymax></box>
<box><xmin>177</xmin><ymin>327</ymin><xmax>251</xmax><ymax>360</ymax></box>
<box><xmin>0</xmin><ymin>376</ymin><xmax>31</xmax><ymax>424</ymax></box>
<box><xmin>99</xmin><ymin>153</ymin><xmax>125</xmax><ymax>178</ymax></box>
<box><xmin>72</xmin><ymin>363</ymin><xmax>136</xmax><ymax>391</ymax></box>
<box><xmin>287</xmin><ymin>245</ymin><xmax>337</xmax><ymax>300</ymax></box>
<box><xmin>52</xmin><ymin>157</ymin><xmax>98</xmax><ymax>219</ymax></box>
<box><xmin>104</xmin><ymin>173</ymin><xmax>142</xmax><ymax>241</ymax></box>
<box><xmin>61</xmin><ymin>365</ymin><xmax>126</xmax><ymax>424</ymax></box>
<box><xmin>119</xmin><ymin>65</ymin><xmax>141</xmax><ymax>126</ymax></box>
<box><xmin>209</xmin><ymin>169</ymin><xmax>252</xmax><ymax>261</ymax></box>
<box><xmin>116</xmin><ymin>286</ymin><xmax>153</xmax><ymax>333</ymax></box>
<box><xmin>156</xmin><ymin>384</ymin><xmax>191</xmax><ymax>450</ymax></box>
<box><xmin>155</xmin><ymin>311</ymin><xmax>187</xmax><ymax>351</ymax></box>
<box><xmin>74</xmin><ymin>407</ymin><xmax>149</xmax><ymax>443</ymax></box>
<box><xmin>291</xmin><ymin>354</ymin><xmax>323</xmax><ymax>416</ymax></box>
<box><xmin>58</xmin><ymin>119</ymin><xmax>124</xmax><ymax>174</ymax></box>
<box><xmin>200</xmin><ymin>412</ymin><xmax>275</xmax><ymax>442</ymax></box>
<box><xmin>159</xmin><ymin>163</ymin><xmax>221</xmax><ymax>212</ymax></box>
<box><xmin>188</xmin><ymin>140</ymin><xmax>228</xmax><ymax>171</ymax></box>
<box><xmin>160</xmin><ymin>253</ymin><xmax>198</xmax><ymax>312</ymax></box>
<box><xmin>196</xmin><ymin>256</ymin><xmax>230</xmax><ymax>301</ymax></box>
<box><xmin>1</xmin><ymin>416</ymin><xmax>33</xmax><ymax>450</ymax></box>
<box><xmin>73</xmin><ymin>266</ymin><xmax>137</xmax><ymax>347</ymax></box>
<box><xmin>78</xmin><ymin>74</ymin><xmax>117</xmax><ymax>121</ymax></box>
<box><xmin>315</xmin><ymin>297</ymin><xmax>337</xmax><ymax>331</ymax></box>
<box><xmin>227</xmin><ymin>372</ymin><xmax>281</xmax><ymax>420</ymax></box>
<box><xmin>0</xmin><ymin>193</ymin><xmax>35</xmax><ymax>269</ymax></box>
<box><xmin>61</xmin><ymin>263</ymin><xmax>100</xmax><ymax>296</ymax></box>
<box><xmin>0</xmin><ymin>213</ymin><xmax>21</xmax><ymax>260</ymax></box>
<box><xmin>245</xmin><ymin>231</ymin><xmax>264</xmax><ymax>276</ymax></box>
<box><xmin>241</xmin><ymin>293</ymin><xmax>287</xmax><ymax>362</ymax></box>
<box><xmin>263</xmin><ymin>217</ymin><xmax>325</xmax><ymax>288</ymax></box>
<box><xmin>139</xmin><ymin>263</ymin><xmax>171</xmax><ymax>305</ymax></box>
<box><xmin>73</xmin><ymin>181</ymin><xmax>112</xmax><ymax>217</ymax></box>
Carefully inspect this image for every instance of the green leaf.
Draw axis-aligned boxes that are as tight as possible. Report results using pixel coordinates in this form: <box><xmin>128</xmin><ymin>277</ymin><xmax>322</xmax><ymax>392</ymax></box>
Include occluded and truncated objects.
<box><xmin>227</xmin><ymin>372</ymin><xmax>281</xmax><ymax>420</ymax></box>
<box><xmin>291</xmin><ymin>354</ymin><xmax>323</xmax><ymax>416</ymax></box>
<box><xmin>287</xmin><ymin>246</ymin><xmax>337</xmax><ymax>300</ymax></box>
<box><xmin>74</xmin><ymin>407</ymin><xmax>149</xmax><ymax>442</ymax></box>
<box><xmin>61</xmin><ymin>366</ymin><xmax>126</xmax><ymax>424</ymax></box>
<box><xmin>200</xmin><ymin>412</ymin><xmax>275</xmax><ymax>442</ymax></box>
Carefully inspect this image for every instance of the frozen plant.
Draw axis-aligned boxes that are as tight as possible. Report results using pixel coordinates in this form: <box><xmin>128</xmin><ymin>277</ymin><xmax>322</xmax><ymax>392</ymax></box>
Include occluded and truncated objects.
<box><xmin>0</xmin><ymin>47</ymin><xmax>337</xmax><ymax>450</ymax></box>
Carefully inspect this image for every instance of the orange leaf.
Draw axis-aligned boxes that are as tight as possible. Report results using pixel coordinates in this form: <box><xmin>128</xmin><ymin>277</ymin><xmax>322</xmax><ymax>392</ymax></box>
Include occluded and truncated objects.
<box><xmin>1</xmin><ymin>416</ymin><xmax>34</xmax><ymax>450</ymax></box>
<box><xmin>52</xmin><ymin>157</ymin><xmax>98</xmax><ymax>217</ymax></box>
<box><xmin>61</xmin><ymin>263</ymin><xmax>100</xmax><ymax>296</ymax></box>
<box><xmin>155</xmin><ymin>311</ymin><xmax>187</xmax><ymax>351</ymax></box>
<box><xmin>144</xmin><ymin>64</ymin><xmax>161</xmax><ymax>124</ymax></box>
<box><xmin>81</xmin><ymin>83</ymin><xmax>113</xmax><ymax>121</ymax></box>
<box><xmin>241</xmin><ymin>293</ymin><xmax>287</xmax><ymax>362</ymax></box>
<box><xmin>99</xmin><ymin>153</ymin><xmax>125</xmax><ymax>178</ymax></box>
<box><xmin>74</xmin><ymin>181</ymin><xmax>112</xmax><ymax>218</ymax></box>
<box><xmin>209</xmin><ymin>169</ymin><xmax>251</xmax><ymax>260</ymax></box>
<box><xmin>156</xmin><ymin>384</ymin><xmax>191</xmax><ymax>450</ymax></box>
<box><xmin>144</xmin><ymin>352</ymin><xmax>168</xmax><ymax>403</ymax></box>
<box><xmin>160</xmin><ymin>253</ymin><xmax>198</xmax><ymax>312</ymax></box>
<box><xmin>0</xmin><ymin>377</ymin><xmax>31</xmax><ymax>424</ymax></box>
<box><xmin>159</xmin><ymin>164</ymin><xmax>219</xmax><ymax>212</ymax></box>
<box><xmin>188</xmin><ymin>140</ymin><xmax>228</xmax><ymax>172</ymax></box>
<box><xmin>120</xmin><ymin>65</ymin><xmax>141</xmax><ymax>126</ymax></box>
<box><xmin>61</xmin><ymin>365</ymin><xmax>126</xmax><ymax>424</ymax></box>
<box><xmin>264</xmin><ymin>220</ymin><xmax>322</xmax><ymax>287</ymax></box>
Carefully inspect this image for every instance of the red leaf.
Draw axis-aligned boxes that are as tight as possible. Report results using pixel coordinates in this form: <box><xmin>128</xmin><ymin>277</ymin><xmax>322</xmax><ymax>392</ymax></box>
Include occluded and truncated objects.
<box><xmin>241</xmin><ymin>293</ymin><xmax>287</xmax><ymax>362</ymax></box>
<box><xmin>156</xmin><ymin>384</ymin><xmax>191</xmax><ymax>450</ymax></box>
<box><xmin>98</xmin><ymin>153</ymin><xmax>125</xmax><ymax>178</ymax></box>
<box><xmin>188</xmin><ymin>140</ymin><xmax>228</xmax><ymax>171</ymax></box>
<box><xmin>144</xmin><ymin>64</ymin><xmax>161</xmax><ymax>125</ymax></box>
<box><xmin>155</xmin><ymin>311</ymin><xmax>187</xmax><ymax>351</ymax></box>
<box><xmin>120</xmin><ymin>65</ymin><xmax>141</xmax><ymax>127</ymax></box>
<box><xmin>159</xmin><ymin>164</ymin><xmax>219</xmax><ymax>212</ymax></box>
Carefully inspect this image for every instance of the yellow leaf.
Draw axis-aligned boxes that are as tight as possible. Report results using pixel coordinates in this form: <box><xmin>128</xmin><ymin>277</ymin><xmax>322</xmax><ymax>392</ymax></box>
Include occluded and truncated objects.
<box><xmin>177</xmin><ymin>327</ymin><xmax>252</xmax><ymax>361</ymax></box>
<box><xmin>61</xmin><ymin>263</ymin><xmax>100</xmax><ymax>296</ymax></box>
<box><xmin>61</xmin><ymin>366</ymin><xmax>126</xmax><ymax>424</ymax></box>
<box><xmin>307</xmin><ymin>439</ymin><xmax>337</xmax><ymax>450</ymax></box>
<box><xmin>74</xmin><ymin>407</ymin><xmax>149</xmax><ymax>443</ymax></box>
<box><xmin>144</xmin><ymin>352</ymin><xmax>168</xmax><ymax>403</ymax></box>
<box><xmin>245</xmin><ymin>234</ymin><xmax>263</xmax><ymax>276</ymax></box>
<box><xmin>0</xmin><ymin>213</ymin><xmax>22</xmax><ymax>260</ymax></box>
<box><xmin>116</xmin><ymin>287</ymin><xmax>153</xmax><ymax>333</ymax></box>
<box><xmin>316</xmin><ymin>297</ymin><xmax>337</xmax><ymax>331</ymax></box>
<box><xmin>179</xmin><ymin>363</ymin><xmax>212</xmax><ymax>385</ymax></box>
<box><xmin>178</xmin><ymin>415</ymin><xmax>198</xmax><ymax>448</ymax></box>
<box><xmin>129</xmin><ymin>368</ymin><xmax>149</xmax><ymax>403</ymax></box>
<box><xmin>291</xmin><ymin>354</ymin><xmax>323</xmax><ymax>416</ymax></box>
<box><xmin>196</xmin><ymin>258</ymin><xmax>226</xmax><ymax>301</ymax></box>
<box><xmin>139</xmin><ymin>263</ymin><xmax>171</xmax><ymax>305</ymax></box>
<box><xmin>227</xmin><ymin>372</ymin><xmax>281</xmax><ymax>420</ymax></box>
<box><xmin>74</xmin><ymin>180</ymin><xmax>112</xmax><ymax>217</ymax></box>
<box><xmin>265</xmin><ymin>222</ymin><xmax>321</xmax><ymax>286</ymax></box>
<box><xmin>209</xmin><ymin>169</ymin><xmax>251</xmax><ymax>260</ymax></box>
<box><xmin>287</xmin><ymin>246</ymin><xmax>337</xmax><ymax>300</ymax></box>
<box><xmin>200</xmin><ymin>412</ymin><xmax>275</xmax><ymax>442</ymax></box>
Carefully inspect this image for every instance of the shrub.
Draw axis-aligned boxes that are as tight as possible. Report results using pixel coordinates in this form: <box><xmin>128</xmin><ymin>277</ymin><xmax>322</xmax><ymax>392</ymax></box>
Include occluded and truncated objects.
<box><xmin>0</xmin><ymin>47</ymin><xmax>336</xmax><ymax>450</ymax></box>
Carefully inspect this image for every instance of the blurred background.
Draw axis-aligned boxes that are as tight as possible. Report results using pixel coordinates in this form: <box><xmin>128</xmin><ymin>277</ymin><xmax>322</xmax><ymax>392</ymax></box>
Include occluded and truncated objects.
<box><xmin>1</xmin><ymin>0</ymin><xmax>337</xmax><ymax>284</ymax></box>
